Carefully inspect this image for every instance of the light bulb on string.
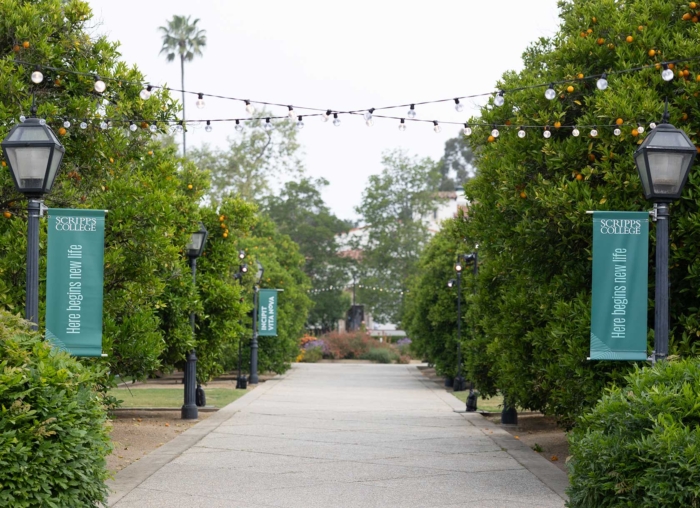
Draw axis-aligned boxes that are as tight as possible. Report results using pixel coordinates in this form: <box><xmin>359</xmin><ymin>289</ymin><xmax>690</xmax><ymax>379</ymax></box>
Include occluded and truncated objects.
<box><xmin>322</xmin><ymin>110</ymin><xmax>331</xmax><ymax>122</ymax></box>
<box><xmin>100</xmin><ymin>121</ymin><xmax>109</xmax><ymax>130</ymax></box>
<box><xmin>94</xmin><ymin>76</ymin><xmax>106</xmax><ymax>93</ymax></box>
<box><xmin>296</xmin><ymin>116</ymin><xmax>304</xmax><ymax>130</ymax></box>
<box><xmin>614</xmin><ymin>127</ymin><xmax>621</xmax><ymax>136</ymax></box>
<box><xmin>333</xmin><ymin>113</ymin><xmax>341</xmax><ymax>127</ymax></box>
<box><xmin>19</xmin><ymin>115</ymin><xmax>26</xmax><ymax>123</ymax></box>
<box><xmin>491</xmin><ymin>127</ymin><xmax>500</xmax><ymax>138</ymax></box>
<box><xmin>494</xmin><ymin>91</ymin><xmax>505</xmax><ymax>107</ymax></box>
<box><xmin>399</xmin><ymin>119</ymin><xmax>407</xmax><ymax>131</ymax></box>
<box><xmin>31</xmin><ymin>69</ymin><xmax>43</xmax><ymax>84</ymax></box>
<box><xmin>433</xmin><ymin>121</ymin><xmax>441</xmax><ymax>133</ymax></box>
<box><xmin>463</xmin><ymin>124</ymin><xmax>472</xmax><ymax>136</ymax></box>
<box><xmin>543</xmin><ymin>128</ymin><xmax>552</xmax><ymax>139</ymax></box>
<box><xmin>196</xmin><ymin>93</ymin><xmax>205</xmax><ymax>109</ymax></box>
<box><xmin>264</xmin><ymin>118</ymin><xmax>273</xmax><ymax>131</ymax></box>
<box><xmin>63</xmin><ymin>120</ymin><xmax>71</xmax><ymax>129</ymax></box>
<box><xmin>518</xmin><ymin>127</ymin><xmax>526</xmax><ymax>138</ymax></box>
<box><xmin>545</xmin><ymin>84</ymin><xmax>556</xmax><ymax>100</ymax></box>
<box><xmin>235</xmin><ymin>119</ymin><xmax>243</xmax><ymax>132</ymax></box>
<box><xmin>140</xmin><ymin>85</ymin><xmax>152</xmax><ymax>100</ymax></box>
<box><xmin>149</xmin><ymin>123</ymin><xmax>157</xmax><ymax>133</ymax></box>
<box><xmin>572</xmin><ymin>127</ymin><xmax>580</xmax><ymax>137</ymax></box>
<box><xmin>205</xmin><ymin>120</ymin><xmax>212</xmax><ymax>132</ymax></box>
<box><xmin>661</xmin><ymin>64</ymin><xmax>674</xmax><ymax>81</ymax></box>
<box><xmin>80</xmin><ymin>121</ymin><xmax>87</xmax><ymax>130</ymax></box>
<box><xmin>596</xmin><ymin>73</ymin><xmax>608</xmax><ymax>90</ymax></box>
<box><xmin>245</xmin><ymin>100</ymin><xmax>254</xmax><ymax>115</ymax></box>
<box><xmin>129</xmin><ymin>121</ymin><xmax>137</xmax><ymax>132</ymax></box>
<box><xmin>174</xmin><ymin>121</ymin><xmax>183</xmax><ymax>133</ymax></box>
<box><xmin>454</xmin><ymin>99</ymin><xmax>464</xmax><ymax>112</ymax></box>
<box><xmin>637</xmin><ymin>123</ymin><xmax>645</xmax><ymax>134</ymax></box>
<box><xmin>39</xmin><ymin>119</ymin><xmax>46</xmax><ymax>126</ymax></box>
<box><xmin>283</xmin><ymin>106</ymin><xmax>293</xmax><ymax>119</ymax></box>
<box><xmin>650</xmin><ymin>122</ymin><xmax>657</xmax><ymax>129</ymax></box>
<box><xmin>364</xmin><ymin>108</ymin><xmax>375</xmax><ymax>127</ymax></box>
<box><xmin>590</xmin><ymin>128</ymin><xmax>598</xmax><ymax>137</ymax></box>
<box><xmin>407</xmin><ymin>104</ymin><xmax>416</xmax><ymax>119</ymax></box>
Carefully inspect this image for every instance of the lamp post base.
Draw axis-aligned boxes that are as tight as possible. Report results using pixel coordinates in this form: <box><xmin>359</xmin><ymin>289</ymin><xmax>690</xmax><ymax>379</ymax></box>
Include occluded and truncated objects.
<box><xmin>453</xmin><ymin>376</ymin><xmax>466</xmax><ymax>392</ymax></box>
<box><xmin>181</xmin><ymin>349</ymin><xmax>198</xmax><ymax>420</ymax></box>
<box><xmin>501</xmin><ymin>404</ymin><xmax>517</xmax><ymax>425</ymax></box>
<box><xmin>236</xmin><ymin>376</ymin><xmax>247</xmax><ymax>389</ymax></box>
<box><xmin>466</xmin><ymin>390</ymin><xmax>478</xmax><ymax>412</ymax></box>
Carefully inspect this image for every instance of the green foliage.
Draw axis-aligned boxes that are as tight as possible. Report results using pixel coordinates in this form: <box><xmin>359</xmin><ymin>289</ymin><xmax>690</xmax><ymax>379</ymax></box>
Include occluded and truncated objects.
<box><xmin>190</xmin><ymin>116</ymin><xmax>304</xmax><ymax>202</ymax></box>
<box><xmin>361</xmin><ymin>347</ymin><xmax>399</xmax><ymax>364</ymax></box>
<box><xmin>567</xmin><ymin>358</ymin><xmax>700</xmax><ymax>507</ymax></box>
<box><xmin>450</xmin><ymin>0</ymin><xmax>700</xmax><ymax>425</ymax></box>
<box><xmin>355</xmin><ymin>149</ymin><xmax>440</xmax><ymax>323</ymax></box>
<box><xmin>300</xmin><ymin>346</ymin><xmax>323</xmax><ymax>363</ymax></box>
<box><xmin>0</xmin><ymin>310</ymin><xmax>112</xmax><ymax>507</ymax></box>
<box><xmin>263</xmin><ymin>177</ymin><xmax>352</xmax><ymax>332</ymax></box>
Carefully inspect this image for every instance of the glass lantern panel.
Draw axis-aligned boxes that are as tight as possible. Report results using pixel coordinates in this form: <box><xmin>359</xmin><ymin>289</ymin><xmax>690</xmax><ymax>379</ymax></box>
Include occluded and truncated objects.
<box><xmin>6</xmin><ymin>146</ymin><xmax>51</xmax><ymax>189</ymax></box>
<box><xmin>648</xmin><ymin>131</ymin><xmax>694</xmax><ymax>149</ymax></box>
<box><xmin>186</xmin><ymin>232</ymin><xmax>205</xmax><ymax>252</ymax></box>
<box><xmin>634</xmin><ymin>150</ymin><xmax>651</xmax><ymax>195</ymax></box>
<box><xmin>647</xmin><ymin>152</ymin><xmax>692</xmax><ymax>195</ymax></box>
<box><xmin>7</xmin><ymin>125</ymin><xmax>52</xmax><ymax>142</ymax></box>
<box><xmin>45</xmin><ymin>149</ymin><xmax>64</xmax><ymax>192</ymax></box>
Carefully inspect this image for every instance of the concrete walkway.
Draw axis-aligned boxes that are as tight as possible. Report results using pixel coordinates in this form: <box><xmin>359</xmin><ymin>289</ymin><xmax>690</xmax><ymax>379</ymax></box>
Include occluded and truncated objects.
<box><xmin>109</xmin><ymin>364</ymin><xmax>568</xmax><ymax>507</ymax></box>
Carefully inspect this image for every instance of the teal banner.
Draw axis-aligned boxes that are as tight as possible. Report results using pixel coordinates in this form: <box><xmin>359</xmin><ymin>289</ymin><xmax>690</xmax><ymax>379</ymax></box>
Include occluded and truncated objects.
<box><xmin>258</xmin><ymin>289</ymin><xmax>278</xmax><ymax>337</ymax></box>
<box><xmin>590</xmin><ymin>211</ymin><xmax>649</xmax><ymax>360</ymax></box>
<box><xmin>45</xmin><ymin>209</ymin><xmax>106</xmax><ymax>357</ymax></box>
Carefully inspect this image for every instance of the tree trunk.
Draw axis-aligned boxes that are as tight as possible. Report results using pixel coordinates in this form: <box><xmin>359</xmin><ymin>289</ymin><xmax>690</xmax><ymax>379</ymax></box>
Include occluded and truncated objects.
<box><xmin>180</xmin><ymin>54</ymin><xmax>186</xmax><ymax>157</ymax></box>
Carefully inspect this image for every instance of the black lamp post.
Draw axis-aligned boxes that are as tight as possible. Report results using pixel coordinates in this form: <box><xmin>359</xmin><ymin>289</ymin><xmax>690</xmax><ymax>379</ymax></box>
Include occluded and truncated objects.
<box><xmin>1</xmin><ymin>117</ymin><xmax>65</xmax><ymax>330</ymax></box>
<box><xmin>460</xmin><ymin>252</ymin><xmax>479</xmax><ymax>412</ymax></box>
<box><xmin>633</xmin><ymin>109</ymin><xmax>696</xmax><ymax>363</ymax></box>
<box><xmin>451</xmin><ymin>258</ymin><xmax>466</xmax><ymax>393</ymax></box>
<box><xmin>234</xmin><ymin>256</ymin><xmax>248</xmax><ymax>390</ymax></box>
<box><xmin>249</xmin><ymin>260</ymin><xmax>264</xmax><ymax>384</ymax></box>
<box><xmin>182</xmin><ymin>222</ymin><xmax>208</xmax><ymax>420</ymax></box>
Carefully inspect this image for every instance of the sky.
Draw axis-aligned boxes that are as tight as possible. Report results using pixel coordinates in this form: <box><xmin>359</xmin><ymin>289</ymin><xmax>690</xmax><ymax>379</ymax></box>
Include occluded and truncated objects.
<box><xmin>87</xmin><ymin>0</ymin><xmax>562</xmax><ymax>221</ymax></box>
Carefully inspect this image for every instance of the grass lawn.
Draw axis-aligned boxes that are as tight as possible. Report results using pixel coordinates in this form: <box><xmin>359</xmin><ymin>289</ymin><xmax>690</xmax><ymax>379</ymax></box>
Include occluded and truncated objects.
<box><xmin>451</xmin><ymin>392</ymin><xmax>506</xmax><ymax>413</ymax></box>
<box><xmin>110</xmin><ymin>388</ymin><xmax>247</xmax><ymax>408</ymax></box>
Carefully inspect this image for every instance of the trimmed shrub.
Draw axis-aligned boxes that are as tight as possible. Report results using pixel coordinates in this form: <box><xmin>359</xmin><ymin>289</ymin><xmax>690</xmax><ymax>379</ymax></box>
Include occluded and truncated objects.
<box><xmin>300</xmin><ymin>347</ymin><xmax>323</xmax><ymax>363</ymax></box>
<box><xmin>321</xmin><ymin>331</ymin><xmax>377</xmax><ymax>359</ymax></box>
<box><xmin>0</xmin><ymin>310</ymin><xmax>112</xmax><ymax>507</ymax></box>
<box><xmin>567</xmin><ymin>358</ymin><xmax>700</xmax><ymax>507</ymax></box>
<box><xmin>362</xmin><ymin>348</ymin><xmax>399</xmax><ymax>364</ymax></box>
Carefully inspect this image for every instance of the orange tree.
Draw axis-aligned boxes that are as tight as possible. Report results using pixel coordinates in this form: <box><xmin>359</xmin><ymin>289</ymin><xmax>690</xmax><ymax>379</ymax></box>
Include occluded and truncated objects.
<box><xmin>460</xmin><ymin>0</ymin><xmax>700</xmax><ymax>426</ymax></box>
<box><xmin>0</xmin><ymin>0</ymin><xmax>213</xmax><ymax>379</ymax></box>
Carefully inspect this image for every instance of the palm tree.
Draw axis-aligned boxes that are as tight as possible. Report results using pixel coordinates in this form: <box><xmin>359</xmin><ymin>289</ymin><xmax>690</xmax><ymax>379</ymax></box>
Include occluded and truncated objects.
<box><xmin>159</xmin><ymin>15</ymin><xmax>207</xmax><ymax>156</ymax></box>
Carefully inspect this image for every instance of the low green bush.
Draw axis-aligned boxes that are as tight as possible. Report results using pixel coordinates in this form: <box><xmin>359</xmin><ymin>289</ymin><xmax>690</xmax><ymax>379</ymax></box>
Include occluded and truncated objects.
<box><xmin>567</xmin><ymin>358</ymin><xmax>700</xmax><ymax>508</ymax></box>
<box><xmin>301</xmin><ymin>346</ymin><xmax>323</xmax><ymax>363</ymax></box>
<box><xmin>362</xmin><ymin>348</ymin><xmax>399</xmax><ymax>364</ymax></box>
<box><xmin>0</xmin><ymin>310</ymin><xmax>112</xmax><ymax>507</ymax></box>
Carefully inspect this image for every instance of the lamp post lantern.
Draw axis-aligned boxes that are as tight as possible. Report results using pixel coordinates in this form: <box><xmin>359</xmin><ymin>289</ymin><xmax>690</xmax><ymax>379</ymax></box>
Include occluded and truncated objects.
<box><xmin>633</xmin><ymin>110</ymin><xmax>696</xmax><ymax>363</ymax></box>
<box><xmin>249</xmin><ymin>260</ymin><xmax>264</xmax><ymax>384</ymax></box>
<box><xmin>182</xmin><ymin>222</ymin><xmax>208</xmax><ymax>420</ymax></box>
<box><xmin>1</xmin><ymin>117</ymin><xmax>65</xmax><ymax>329</ymax></box>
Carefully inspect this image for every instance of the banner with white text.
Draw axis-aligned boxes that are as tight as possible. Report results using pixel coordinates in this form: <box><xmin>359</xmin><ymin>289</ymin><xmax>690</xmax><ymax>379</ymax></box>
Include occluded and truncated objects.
<box><xmin>590</xmin><ymin>211</ymin><xmax>649</xmax><ymax>360</ymax></box>
<box><xmin>258</xmin><ymin>289</ymin><xmax>278</xmax><ymax>337</ymax></box>
<box><xmin>45</xmin><ymin>209</ymin><xmax>106</xmax><ymax>357</ymax></box>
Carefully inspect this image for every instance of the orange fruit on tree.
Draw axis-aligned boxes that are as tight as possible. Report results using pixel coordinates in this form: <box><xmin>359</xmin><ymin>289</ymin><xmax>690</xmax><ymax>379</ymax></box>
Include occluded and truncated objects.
<box><xmin>12</xmin><ymin>44</ymin><xmax>20</xmax><ymax>52</ymax></box>
<box><xmin>3</xmin><ymin>211</ymin><xmax>11</xmax><ymax>219</ymax></box>
<box><xmin>220</xmin><ymin>223</ymin><xmax>226</xmax><ymax>228</ymax></box>
<box><xmin>693</xmin><ymin>16</ymin><xmax>698</xmax><ymax>22</ymax></box>
<box><xmin>223</xmin><ymin>233</ymin><xmax>228</xmax><ymax>238</ymax></box>
<box><xmin>577</xmin><ymin>73</ymin><xmax>584</xmax><ymax>79</ymax></box>
<box><xmin>58</xmin><ymin>127</ymin><xmax>67</xmax><ymax>136</ymax></box>
<box><xmin>616</xmin><ymin>118</ymin><xmax>624</xmax><ymax>125</ymax></box>
<box><xmin>691</xmin><ymin>1</ymin><xmax>697</xmax><ymax>8</ymax></box>
<box><xmin>187</xmin><ymin>184</ymin><xmax>193</xmax><ymax>189</ymax></box>
<box><xmin>1</xmin><ymin>161</ymin><xmax>5</xmax><ymax>167</ymax></box>
<box><xmin>109</xmin><ymin>157</ymin><xmax>114</xmax><ymax>163</ymax></box>
<box><xmin>683</xmin><ymin>12</ymin><xmax>692</xmax><ymax>20</ymax></box>
<box><xmin>588</xmin><ymin>154</ymin><xmax>596</xmax><ymax>161</ymax></box>
<box><xmin>520</xmin><ymin>191</ymin><xmax>527</xmax><ymax>199</ymax></box>
<box><xmin>148</xmin><ymin>150</ymin><xmax>153</xmax><ymax>156</ymax></box>
<box><xmin>597</xmin><ymin>37</ymin><xmax>605</xmax><ymax>45</ymax></box>
<box><xmin>632</xmin><ymin>129</ymin><xmax>639</xmax><ymax>137</ymax></box>
<box><xmin>608</xmin><ymin>43</ymin><xmax>615</xmax><ymax>49</ymax></box>
<box><xmin>22</xmin><ymin>41</ymin><xmax>29</xmax><ymax>48</ymax></box>
<box><xmin>587</xmin><ymin>28</ymin><xmax>593</xmax><ymax>34</ymax></box>
<box><xmin>682</xmin><ymin>113</ymin><xmax>689</xmax><ymax>120</ymax></box>
<box><xmin>141</xmin><ymin>121</ymin><xmax>148</xmax><ymax>129</ymax></box>
<box><xmin>488</xmin><ymin>135</ymin><xmax>495</xmax><ymax>143</ymax></box>
<box><xmin>648</xmin><ymin>49</ymin><xmax>656</xmax><ymax>57</ymax></box>
<box><xmin>576</xmin><ymin>174</ymin><xmax>584</xmax><ymax>181</ymax></box>
<box><xmin>580</xmin><ymin>32</ymin><xmax>587</xmax><ymax>37</ymax></box>
<box><xmin>592</xmin><ymin>16</ymin><xmax>597</xmax><ymax>23</ymax></box>
<box><xmin>626</xmin><ymin>36</ymin><xmax>633</xmax><ymax>43</ymax></box>
<box><xmin>554</xmin><ymin>121</ymin><xmax>562</xmax><ymax>128</ymax></box>
<box><xmin>567</xmin><ymin>85</ymin><xmax>574</xmax><ymax>93</ymax></box>
<box><xmin>683</xmin><ymin>69</ymin><xmax>690</xmax><ymax>77</ymax></box>
<box><xmin>696</xmin><ymin>75</ymin><xmax>700</xmax><ymax>81</ymax></box>
<box><xmin>505</xmin><ymin>119</ymin><xmax>512</xmax><ymax>126</ymax></box>
<box><xmin>219</xmin><ymin>215</ymin><xmax>225</xmax><ymax>221</ymax></box>
<box><xmin>668</xmin><ymin>63</ymin><xmax>675</xmax><ymax>69</ymax></box>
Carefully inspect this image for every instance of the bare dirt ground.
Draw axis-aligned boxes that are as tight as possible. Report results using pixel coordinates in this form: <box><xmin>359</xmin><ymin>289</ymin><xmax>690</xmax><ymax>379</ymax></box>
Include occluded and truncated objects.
<box><xmin>107</xmin><ymin>410</ymin><xmax>212</xmax><ymax>473</ymax></box>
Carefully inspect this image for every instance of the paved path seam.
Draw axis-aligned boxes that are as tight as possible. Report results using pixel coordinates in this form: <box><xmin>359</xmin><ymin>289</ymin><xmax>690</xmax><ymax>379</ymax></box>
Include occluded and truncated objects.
<box><xmin>107</xmin><ymin>378</ymin><xmax>282</xmax><ymax>506</ymax></box>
